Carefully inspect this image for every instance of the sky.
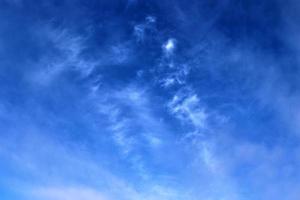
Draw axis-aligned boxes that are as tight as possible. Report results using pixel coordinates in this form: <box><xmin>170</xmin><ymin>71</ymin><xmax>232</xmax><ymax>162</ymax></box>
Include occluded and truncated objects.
<box><xmin>1</xmin><ymin>0</ymin><xmax>300</xmax><ymax>199</ymax></box>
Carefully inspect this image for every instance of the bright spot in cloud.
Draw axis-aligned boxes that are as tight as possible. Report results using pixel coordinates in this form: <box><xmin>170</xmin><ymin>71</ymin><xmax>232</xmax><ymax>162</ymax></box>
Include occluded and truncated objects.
<box><xmin>146</xmin><ymin>16</ymin><xmax>156</xmax><ymax>23</ymax></box>
<box><xmin>163</xmin><ymin>38</ymin><xmax>176</xmax><ymax>56</ymax></box>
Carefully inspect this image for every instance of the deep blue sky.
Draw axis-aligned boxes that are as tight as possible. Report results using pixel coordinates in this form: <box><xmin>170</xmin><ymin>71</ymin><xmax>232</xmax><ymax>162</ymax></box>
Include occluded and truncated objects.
<box><xmin>1</xmin><ymin>0</ymin><xmax>300</xmax><ymax>200</ymax></box>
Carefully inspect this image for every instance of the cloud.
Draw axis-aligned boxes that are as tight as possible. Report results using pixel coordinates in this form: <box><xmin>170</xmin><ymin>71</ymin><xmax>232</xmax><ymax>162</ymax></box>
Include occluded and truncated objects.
<box><xmin>159</xmin><ymin>64</ymin><xmax>191</xmax><ymax>88</ymax></box>
<box><xmin>210</xmin><ymin>136</ymin><xmax>300</xmax><ymax>200</ymax></box>
<box><xmin>169</xmin><ymin>92</ymin><xmax>208</xmax><ymax>129</ymax></box>
<box><xmin>3</xmin><ymin>1</ymin><xmax>300</xmax><ymax>200</ymax></box>
<box><xmin>162</xmin><ymin>38</ymin><xmax>176</xmax><ymax>56</ymax></box>
<box><xmin>0</xmin><ymin>123</ymin><xmax>182</xmax><ymax>200</ymax></box>
<box><xmin>28</xmin><ymin>27</ymin><xmax>95</xmax><ymax>86</ymax></box>
<box><xmin>28</xmin><ymin>25</ymin><xmax>135</xmax><ymax>88</ymax></box>
<box><xmin>91</xmin><ymin>85</ymin><xmax>173</xmax><ymax>180</ymax></box>
<box><xmin>31</xmin><ymin>186</ymin><xmax>108</xmax><ymax>200</ymax></box>
<box><xmin>133</xmin><ymin>24</ymin><xmax>146</xmax><ymax>42</ymax></box>
<box><xmin>133</xmin><ymin>16</ymin><xmax>156</xmax><ymax>42</ymax></box>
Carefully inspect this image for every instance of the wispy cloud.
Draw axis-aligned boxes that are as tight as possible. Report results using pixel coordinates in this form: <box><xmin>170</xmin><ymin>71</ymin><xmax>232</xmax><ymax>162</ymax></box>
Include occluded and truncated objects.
<box><xmin>28</xmin><ymin>27</ymin><xmax>94</xmax><ymax>86</ymax></box>
<box><xmin>169</xmin><ymin>93</ymin><xmax>208</xmax><ymax>129</ymax></box>
<box><xmin>133</xmin><ymin>16</ymin><xmax>156</xmax><ymax>42</ymax></box>
<box><xmin>2</xmin><ymin>1</ymin><xmax>300</xmax><ymax>200</ymax></box>
<box><xmin>31</xmin><ymin>187</ymin><xmax>108</xmax><ymax>200</ymax></box>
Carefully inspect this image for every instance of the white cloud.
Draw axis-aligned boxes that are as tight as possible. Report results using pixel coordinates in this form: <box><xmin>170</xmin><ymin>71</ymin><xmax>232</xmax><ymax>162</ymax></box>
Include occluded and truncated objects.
<box><xmin>146</xmin><ymin>16</ymin><xmax>156</xmax><ymax>24</ymax></box>
<box><xmin>162</xmin><ymin>38</ymin><xmax>176</xmax><ymax>56</ymax></box>
<box><xmin>133</xmin><ymin>16</ymin><xmax>156</xmax><ymax>42</ymax></box>
<box><xmin>169</xmin><ymin>93</ymin><xmax>208</xmax><ymax>129</ymax></box>
<box><xmin>28</xmin><ymin>27</ymin><xmax>96</xmax><ymax>86</ymax></box>
<box><xmin>28</xmin><ymin>26</ymin><xmax>135</xmax><ymax>87</ymax></box>
<box><xmin>161</xmin><ymin>77</ymin><xmax>176</xmax><ymax>87</ymax></box>
<box><xmin>201</xmin><ymin>142</ymin><xmax>218</xmax><ymax>173</ymax></box>
<box><xmin>134</xmin><ymin>24</ymin><xmax>146</xmax><ymax>41</ymax></box>
<box><xmin>91</xmin><ymin>86</ymin><xmax>173</xmax><ymax>180</ymax></box>
<box><xmin>159</xmin><ymin>64</ymin><xmax>191</xmax><ymax>88</ymax></box>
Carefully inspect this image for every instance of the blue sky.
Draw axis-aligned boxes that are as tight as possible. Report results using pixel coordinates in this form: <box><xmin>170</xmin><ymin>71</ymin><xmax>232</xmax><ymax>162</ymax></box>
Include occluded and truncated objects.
<box><xmin>1</xmin><ymin>0</ymin><xmax>300</xmax><ymax>199</ymax></box>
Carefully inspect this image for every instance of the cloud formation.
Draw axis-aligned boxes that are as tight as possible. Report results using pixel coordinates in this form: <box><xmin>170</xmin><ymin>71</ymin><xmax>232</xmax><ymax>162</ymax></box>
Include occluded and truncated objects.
<box><xmin>1</xmin><ymin>1</ymin><xmax>300</xmax><ymax>200</ymax></box>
